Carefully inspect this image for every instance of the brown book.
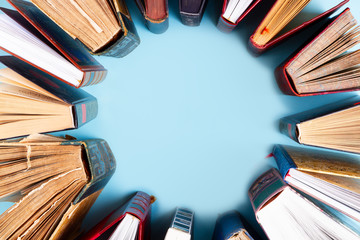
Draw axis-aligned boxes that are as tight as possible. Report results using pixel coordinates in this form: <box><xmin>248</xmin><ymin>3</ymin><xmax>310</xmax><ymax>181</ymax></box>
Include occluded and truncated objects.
<box><xmin>17</xmin><ymin>0</ymin><xmax>140</xmax><ymax>57</ymax></box>
<box><xmin>0</xmin><ymin>134</ymin><xmax>116</xmax><ymax>240</ymax></box>
<box><xmin>134</xmin><ymin>0</ymin><xmax>169</xmax><ymax>34</ymax></box>
<box><xmin>276</xmin><ymin>9</ymin><xmax>360</xmax><ymax>96</ymax></box>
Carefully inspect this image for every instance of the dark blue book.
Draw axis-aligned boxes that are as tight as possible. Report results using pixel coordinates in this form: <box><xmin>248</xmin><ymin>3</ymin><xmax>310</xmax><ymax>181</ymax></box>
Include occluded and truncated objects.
<box><xmin>212</xmin><ymin>210</ymin><xmax>258</xmax><ymax>240</ymax></box>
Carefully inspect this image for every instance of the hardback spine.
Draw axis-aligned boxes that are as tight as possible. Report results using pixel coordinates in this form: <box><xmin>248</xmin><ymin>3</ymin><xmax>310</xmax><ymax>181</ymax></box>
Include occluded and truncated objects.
<box><xmin>73</xmin><ymin>139</ymin><xmax>116</xmax><ymax>204</ymax></box>
<box><xmin>96</xmin><ymin>0</ymin><xmax>140</xmax><ymax>58</ymax></box>
<box><xmin>217</xmin><ymin>17</ymin><xmax>236</xmax><ymax>33</ymax></box>
<box><xmin>145</xmin><ymin>17</ymin><xmax>169</xmax><ymax>34</ymax></box>
<box><xmin>213</xmin><ymin>210</ymin><xmax>247</xmax><ymax>240</ymax></box>
<box><xmin>272</xmin><ymin>145</ymin><xmax>297</xmax><ymax>179</ymax></box>
<box><xmin>248</xmin><ymin>168</ymin><xmax>287</xmax><ymax>214</ymax></box>
<box><xmin>73</xmin><ymin>97</ymin><xmax>98</xmax><ymax>129</ymax></box>
<box><xmin>274</xmin><ymin>64</ymin><xmax>299</xmax><ymax>96</ymax></box>
<box><xmin>279</xmin><ymin>117</ymin><xmax>299</xmax><ymax>143</ymax></box>
<box><xmin>180</xmin><ymin>12</ymin><xmax>202</xmax><ymax>26</ymax></box>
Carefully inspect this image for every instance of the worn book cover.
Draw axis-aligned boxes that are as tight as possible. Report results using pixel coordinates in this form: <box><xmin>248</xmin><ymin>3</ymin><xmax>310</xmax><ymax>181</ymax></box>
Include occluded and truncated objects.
<box><xmin>179</xmin><ymin>0</ymin><xmax>207</xmax><ymax>26</ymax></box>
<box><xmin>134</xmin><ymin>0</ymin><xmax>169</xmax><ymax>34</ymax></box>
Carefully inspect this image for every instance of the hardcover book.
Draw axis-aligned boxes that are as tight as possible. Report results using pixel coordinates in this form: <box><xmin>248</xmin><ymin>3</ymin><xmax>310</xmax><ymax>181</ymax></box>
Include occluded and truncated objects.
<box><xmin>0</xmin><ymin>56</ymin><xmax>97</xmax><ymax>140</ymax></box>
<box><xmin>272</xmin><ymin>144</ymin><xmax>360</xmax><ymax>221</ymax></box>
<box><xmin>1</xmin><ymin>0</ymin><xmax>108</xmax><ymax>87</ymax></box>
<box><xmin>0</xmin><ymin>133</ymin><xmax>116</xmax><ymax>239</ymax></box>
<box><xmin>179</xmin><ymin>0</ymin><xmax>207</xmax><ymax>26</ymax></box>
<box><xmin>23</xmin><ymin>0</ymin><xmax>140</xmax><ymax>58</ymax></box>
<box><xmin>212</xmin><ymin>210</ymin><xmax>256</xmax><ymax>240</ymax></box>
<box><xmin>217</xmin><ymin>0</ymin><xmax>261</xmax><ymax>33</ymax></box>
<box><xmin>164</xmin><ymin>208</ymin><xmax>194</xmax><ymax>240</ymax></box>
<box><xmin>279</xmin><ymin>96</ymin><xmax>360</xmax><ymax>154</ymax></box>
<box><xmin>249</xmin><ymin>168</ymin><xmax>360</xmax><ymax>240</ymax></box>
<box><xmin>275</xmin><ymin>9</ymin><xmax>360</xmax><ymax>96</ymax></box>
<box><xmin>134</xmin><ymin>0</ymin><xmax>169</xmax><ymax>34</ymax></box>
<box><xmin>248</xmin><ymin>0</ymin><xmax>348</xmax><ymax>55</ymax></box>
<box><xmin>80</xmin><ymin>191</ymin><xmax>154</xmax><ymax>240</ymax></box>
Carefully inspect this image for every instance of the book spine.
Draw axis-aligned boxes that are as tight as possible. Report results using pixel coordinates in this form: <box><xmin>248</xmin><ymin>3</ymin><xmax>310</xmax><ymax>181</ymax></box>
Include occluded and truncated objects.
<box><xmin>217</xmin><ymin>17</ymin><xmax>236</xmax><ymax>33</ymax></box>
<box><xmin>97</xmin><ymin>12</ymin><xmax>140</xmax><ymax>58</ymax></box>
<box><xmin>274</xmin><ymin>64</ymin><xmax>299</xmax><ymax>96</ymax></box>
<box><xmin>81</xmin><ymin>69</ymin><xmax>108</xmax><ymax>87</ymax></box>
<box><xmin>272</xmin><ymin>145</ymin><xmax>297</xmax><ymax>179</ymax></box>
<box><xmin>248</xmin><ymin>168</ymin><xmax>287</xmax><ymax>214</ymax></box>
<box><xmin>180</xmin><ymin>12</ymin><xmax>202</xmax><ymax>26</ymax></box>
<box><xmin>73</xmin><ymin>97</ymin><xmax>98</xmax><ymax>129</ymax></box>
<box><xmin>213</xmin><ymin>210</ymin><xmax>244</xmax><ymax>240</ymax></box>
<box><xmin>73</xmin><ymin>139</ymin><xmax>116</xmax><ymax>204</ymax></box>
<box><xmin>145</xmin><ymin>17</ymin><xmax>169</xmax><ymax>34</ymax></box>
<box><xmin>171</xmin><ymin>208</ymin><xmax>194</xmax><ymax>234</ymax></box>
<box><xmin>279</xmin><ymin>117</ymin><xmax>299</xmax><ymax>143</ymax></box>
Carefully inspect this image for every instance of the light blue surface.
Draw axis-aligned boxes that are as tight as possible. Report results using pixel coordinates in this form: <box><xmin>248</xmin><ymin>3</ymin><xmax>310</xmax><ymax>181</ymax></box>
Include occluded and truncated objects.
<box><xmin>0</xmin><ymin>0</ymin><xmax>360</xmax><ymax>239</ymax></box>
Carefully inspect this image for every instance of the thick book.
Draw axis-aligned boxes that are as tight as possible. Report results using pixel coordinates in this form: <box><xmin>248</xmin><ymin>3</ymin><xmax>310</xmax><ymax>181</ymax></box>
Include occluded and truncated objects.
<box><xmin>275</xmin><ymin>9</ymin><xmax>360</xmax><ymax>96</ymax></box>
<box><xmin>179</xmin><ymin>0</ymin><xmax>207</xmax><ymax>26</ymax></box>
<box><xmin>248</xmin><ymin>168</ymin><xmax>360</xmax><ymax>240</ymax></box>
<box><xmin>134</xmin><ymin>0</ymin><xmax>169</xmax><ymax>34</ymax></box>
<box><xmin>24</xmin><ymin>0</ymin><xmax>140</xmax><ymax>58</ymax></box>
<box><xmin>217</xmin><ymin>0</ymin><xmax>261</xmax><ymax>33</ymax></box>
<box><xmin>279</xmin><ymin>96</ymin><xmax>360</xmax><ymax>154</ymax></box>
<box><xmin>80</xmin><ymin>191</ymin><xmax>154</xmax><ymax>240</ymax></box>
<box><xmin>0</xmin><ymin>56</ymin><xmax>97</xmax><ymax>140</ymax></box>
<box><xmin>248</xmin><ymin>0</ymin><xmax>348</xmax><ymax>55</ymax></box>
<box><xmin>1</xmin><ymin>0</ymin><xmax>107</xmax><ymax>87</ymax></box>
<box><xmin>272</xmin><ymin>144</ymin><xmax>360</xmax><ymax>222</ymax></box>
<box><xmin>0</xmin><ymin>134</ymin><xmax>116</xmax><ymax>239</ymax></box>
<box><xmin>212</xmin><ymin>210</ymin><xmax>257</xmax><ymax>240</ymax></box>
<box><xmin>164</xmin><ymin>208</ymin><xmax>194</xmax><ymax>240</ymax></box>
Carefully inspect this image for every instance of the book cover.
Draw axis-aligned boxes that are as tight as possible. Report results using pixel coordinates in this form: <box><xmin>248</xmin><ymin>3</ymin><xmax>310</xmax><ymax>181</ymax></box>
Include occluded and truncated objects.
<box><xmin>80</xmin><ymin>191</ymin><xmax>153</xmax><ymax>240</ymax></box>
<box><xmin>0</xmin><ymin>56</ymin><xmax>97</xmax><ymax>138</ymax></box>
<box><xmin>248</xmin><ymin>0</ymin><xmax>348</xmax><ymax>55</ymax></box>
<box><xmin>179</xmin><ymin>0</ymin><xmax>207</xmax><ymax>26</ymax></box>
<box><xmin>4</xmin><ymin>0</ymin><xmax>107</xmax><ymax>87</ymax></box>
<box><xmin>165</xmin><ymin>208</ymin><xmax>194</xmax><ymax>240</ymax></box>
<box><xmin>275</xmin><ymin>8</ymin><xmax>360</xmax><ymax>96</ymax></box>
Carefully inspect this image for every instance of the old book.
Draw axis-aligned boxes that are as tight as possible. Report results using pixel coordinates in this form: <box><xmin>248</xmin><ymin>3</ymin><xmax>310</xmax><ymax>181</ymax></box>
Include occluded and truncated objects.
<box><xmin>272</xmin><ymin>144</ymin><xmax>360</xmax><ymax>221</ymax></box>
<box><xmin>217</xmin><ymin>0</ymin><xmax>261</xmax><ymax>33</ymax></box>
<box><xmin>80</xmin><ymin>191</ymin><xmax>153</xmax><ymax>240</ymax></box>
<box><xmin>0</xmin><ymin>1</ymin><xmax>107</xmax><ymax>88</ymax></box>
<box><xmin>0</xmin><ymin>133</ymin><xmax>116</xmax><ymax>240</ymax></box>
<box><xmin>0</xmin><ymin>56</ymin><xmax>97</xmax><ymax>140</ymax></box>
<box><xmin>248</xmin><ymin>0</ymin><xmax>348</xmax><ymax>55</ymax></box>
<box><xmin>249</xmin><ymin>168</ymin><xmax>360</xmax><ymax>240</ymax></box>
<box><xmin>212</xmin><ymin>210</ymin><xmax>258</xmax><ymax>240</ymax></box>
<box><xmin>165</xmin><ymin>208</ymin><xmax>194</xmax><ymax>240</ymax></box>
<box><xmin>179</xmin><ymin>0</ymin><xmax>207</xmax><ymax>26</ymax></box>
<box><xmin>19</xmin><ymin>0</ymin><xmax>140</xmax><ymax>57</ymax></box>
<box><xmin>134</xmin><ymin>0</ymin><xmax>169</xmax><ymax>34</ymax></box>
<box><xmin>280</xmin><ymin>96</ymin><xmax>360</xmax><ymax>154</ymax></box>
<box><xmin>276</xmin><ymin>9</ymin><xmax>360</xmax><ymax>96</ymax></box>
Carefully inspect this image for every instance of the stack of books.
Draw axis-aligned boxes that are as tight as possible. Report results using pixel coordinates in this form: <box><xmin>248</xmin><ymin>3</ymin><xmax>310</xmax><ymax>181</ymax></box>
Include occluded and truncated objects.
<box><xmin>0</xmin><ymin>0</ymin><xmax>359</xmax><ymax>239</ymax></box>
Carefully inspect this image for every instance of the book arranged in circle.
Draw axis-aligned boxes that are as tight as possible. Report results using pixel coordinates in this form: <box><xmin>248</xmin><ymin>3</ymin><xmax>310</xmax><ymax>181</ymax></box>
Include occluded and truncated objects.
<box><xmin>0</xmin><ymin>134</ymin><xmax>116</xmax><ymax>239</ymax></box>
<box><xmin>165</xmin><ymin>208</ymin><xmax>194</xmax><ymax>240</ymax></box>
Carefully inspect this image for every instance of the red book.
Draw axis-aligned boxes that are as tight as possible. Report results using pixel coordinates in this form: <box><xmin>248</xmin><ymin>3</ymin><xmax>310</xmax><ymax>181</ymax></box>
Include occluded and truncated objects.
<box><xmin>275</xmin><ymin>8</ymin><xmax>360</xmax><ymax>96</ymax></box>
<box><xmin>217</xmin><ymin>0</ymin><xmax>262</xmax><ymax>33</ymax></box>
<box><xmin>81</xmin><ymin>192</ymin><xmax>153</xmax><ymax>240</ymax></box>
<box><xmin>248</xmin><ymin>0</ymin><xmax>348</xmax><ymax>55</ymax></box>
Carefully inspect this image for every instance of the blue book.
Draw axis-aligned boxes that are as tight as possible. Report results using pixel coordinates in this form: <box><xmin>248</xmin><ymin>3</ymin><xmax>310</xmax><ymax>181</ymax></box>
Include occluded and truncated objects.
<box><xmin>212</xmin><ymin>210</ymin><xmax>256</xmax><ymax>240</ymax></box>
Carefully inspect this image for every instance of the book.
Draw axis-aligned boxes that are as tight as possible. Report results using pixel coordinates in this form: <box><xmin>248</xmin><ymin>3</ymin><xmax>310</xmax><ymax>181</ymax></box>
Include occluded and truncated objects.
<box><xmin>0</xmin><ymin>133</ymin><xmax>116</xmax><ymax>239</ymax></box>
<box><xmin>134</xmin><ymin>0</ymin><xmax>169</xmax><ymax>34</ymax></box>
<box><xmin>1</xmin><ymin>0</ymin><xmax>108</xmax><ymax>88</ymax></box>
<box><xmin>0</xmin><ymin>56</ymin><xmax>97</xmax><ymax>140</ymax></box>
<box><xmin>217</xmin><ymin>0</ymin><xmax>261</xmax><ymax>33</ymax></box>
<box><xmin>272</xmin><ymin>144</ymin><xmax>360</xmax><ymax>221</ymax></box>
<box><xmin>22</xmin><ymin>0</ymin><xmax>140</xmax><ymax>58</ymax></box>
<box><xmin>212</xmin><ymin>210</ymin><xmax>256</xmax><ymax>240</ymax></box>
<box><xmin>80</xmin><ymin>191</ymin><xmax>154</xmax><ymax>240</ymax></box>
<box><xmin>248</xmin><ymin>0</ymin><xmax>348</xmax><ymax>55</ymax></box>
<box><xmin>164</xmin><ymin>208</ymin><xmax>194</xmax><ymax>240</ymax></box>
<box><xmin>275</xmin><ymin>9</ymin><xmax>360</xmax><ymax>96</ymax></box>
<box><xmin>280</xmin><ymin>96</ymin><xmax>360</xmax><ymax>154</ymax></box>
<box><xmin>179</xmin><ymin>0</ymin><xmax>207</xmax><ymax>26</ymax></box>
<box><xmin>248</xmin><ymin>168</ymin><xmax>360</xmax><ymax>240</ymax></box>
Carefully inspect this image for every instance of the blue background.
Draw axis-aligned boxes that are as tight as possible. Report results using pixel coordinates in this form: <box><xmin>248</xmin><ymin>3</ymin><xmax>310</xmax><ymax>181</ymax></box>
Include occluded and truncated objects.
<box><xmin>0</xmin><ymin>0</ymin><xmax>360</xmax><ymax>239</ymax></box>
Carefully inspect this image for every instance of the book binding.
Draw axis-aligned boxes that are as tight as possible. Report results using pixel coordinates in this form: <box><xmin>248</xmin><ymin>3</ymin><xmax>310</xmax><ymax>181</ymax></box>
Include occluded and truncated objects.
<box><xmin>179</xmin><ymin>0</ymin><xmax>207</xmax><ymax>26</ymax></box>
